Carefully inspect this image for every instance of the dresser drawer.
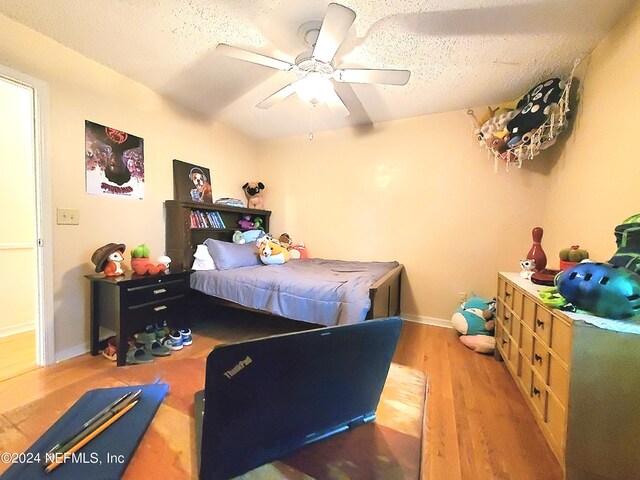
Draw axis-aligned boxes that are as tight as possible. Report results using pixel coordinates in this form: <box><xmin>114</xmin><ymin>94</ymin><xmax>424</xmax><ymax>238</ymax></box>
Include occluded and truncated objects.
<box><xmin>534</xmin><ymin>306</ymin><xmax>553</xmax><ymax>346</ymax></box>
<box><xmin>520</xmin><ymin>357</ymin><xmax>533</xmax><ymax>399</ymax></box>
<box><xmin>522</xmin><ymin>296</ymin><xmax>536</xmax><ymax>331</ymax></box>
<box><xmin>520</xmin><ymin>324</ymin><xmax>534</xmax><ymax>363</ymax></box>
<box><xmin>530</xmin><ymin>371</ymin><xmax>548</xmax><ymax>420</ymax></box>
<box><xmin>512</xmin><ymin>289</ymin><xmax>524</xmax><ymax>317</ymax></box>
<box><xmin>506</xmin><ymin>334</ymin><xmax>520</xmax><ymax>372</ymax></box>
<box><xmin>547</xmin><ymin>392</ymin><xmax>567</xmax><ymax>450</ymax></box>
<box><xmin>127</xmin><ymin>293</ymin><xmax>187</xmax><ymax>325</ymax></box>
<box><xmin>126</xmin><ymin>278</ymin><xmax>188</xmax><ymax>306</ymax></box>
<box><xmin>551</xmin><ymin>315</ymin><xmax>571</xmax><ymax>364</ymax></box>
<box><xmin>502</xmin><ymin>306</ymin><xmax>514</xmax><ymax>334</ymax></box>
<box><xmin>532</xmin><ymin>339</ymin><xmax>550</xmax><ymax>383</ymax></box>
<box><xmin>548</xmin><ymin>354</ymin><xmax>569</xmax><ymax>406</ymax></box>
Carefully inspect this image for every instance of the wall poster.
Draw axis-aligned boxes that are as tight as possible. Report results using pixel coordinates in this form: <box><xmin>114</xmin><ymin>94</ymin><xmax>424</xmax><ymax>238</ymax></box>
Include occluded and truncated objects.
<box><xmin>85</xmin><ymin>120</ymin><xmax>144</xmax><ymax>198</ymax></box>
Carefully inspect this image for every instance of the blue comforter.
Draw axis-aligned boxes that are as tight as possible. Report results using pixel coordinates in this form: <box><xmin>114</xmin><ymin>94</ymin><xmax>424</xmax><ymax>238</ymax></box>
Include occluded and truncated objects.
<box><xmin>190</xmin><ymin>258</ymin><xmax>399</xmax><ymax>326</ymax></box>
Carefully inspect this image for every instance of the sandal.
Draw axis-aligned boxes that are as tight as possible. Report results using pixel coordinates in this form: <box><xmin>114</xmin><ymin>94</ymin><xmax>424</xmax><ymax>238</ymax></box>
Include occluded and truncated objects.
<box><xmin>102</xmin><ymin>344</ymin><xmax>117</xmax><ymax>361</ymax></box>
<box><xmin>101</xmin><ymin>336</ymin><xmax>117</xmax><ymax>361</ymax></box>
<box><xmin>144</xmin><ymin>340</ymin><xmax>171</xmax><ymax>357</ymax></box>
<box><xmin>126</xmin><ymin>343</ymin><xmax>155</xmax><ymax>365</ymax></box>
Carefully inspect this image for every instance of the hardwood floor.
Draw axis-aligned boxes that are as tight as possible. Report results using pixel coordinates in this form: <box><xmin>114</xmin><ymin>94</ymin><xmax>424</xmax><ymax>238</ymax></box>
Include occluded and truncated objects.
<box><xmin>0</xmin><ymin>329</ymin><xmax>38</xmax><ymax>382</ymax></box>
<box><xmin>0</xmin><ymin>313</ymin><xmax>562</xmax><ymax>479</ymax></box>
<box><xmin>394</xmin><ymin>321</ymin><xmax>563</xmax><ymax>480</ymax></box>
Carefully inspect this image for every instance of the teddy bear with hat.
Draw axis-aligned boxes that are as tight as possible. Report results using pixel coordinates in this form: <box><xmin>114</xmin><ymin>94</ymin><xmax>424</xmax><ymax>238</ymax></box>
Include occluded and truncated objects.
<box><xmin>91</xmin><ymin>243</ymin><xmax>126</xmax><ymax>276</ymax></box>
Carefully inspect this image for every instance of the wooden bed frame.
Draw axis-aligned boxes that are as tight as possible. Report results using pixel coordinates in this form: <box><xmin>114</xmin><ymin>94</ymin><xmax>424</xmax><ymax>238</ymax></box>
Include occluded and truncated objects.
<box><xmin>190</xmin><ymin>263</ymin><xmax>403</xmax><ymax>324</ymax></box>
<box><xmin>165</xmin><ymin>200</ymin><xmax>403</xmax><ymax>324</ymax></box>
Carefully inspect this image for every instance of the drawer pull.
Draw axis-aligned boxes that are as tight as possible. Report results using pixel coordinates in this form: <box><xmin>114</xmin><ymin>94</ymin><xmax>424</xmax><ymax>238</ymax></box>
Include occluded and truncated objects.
<box><xmin>505</xmin><ymin>292</ymin><xmax>511</xmax><ymax>298</ymax></box>
<box><xmin>154</xmin><ymin>305</ymin><xmax>167</xmax><ymax>312</ymax></box>
<box><xmin>532</xmin><ymin>387</ymin><xmax>541</xmax><ymax>397</ymax></box>
<box><xmin>504</xmin><ymin>316</ymin><xmax>510</xmax><ymax>323</ymax></box>
<box><xmin>153</xmin><ymin>288</ymin><xmax>167</xmax><ymax>295</ymax></box>
<box><xmin>502</xmin><ymin>339</ymin><xmax>508</xmax><ymax>345</ymax></box>
<box><xmin>534</xmin><ymin>354</ymin><xmax>543</xmax><ymax>363</ymax></box>
<box><xmin>536</xmin><ymin>319</ymin><xmax>545</xmax><ymax>328</ymax></box>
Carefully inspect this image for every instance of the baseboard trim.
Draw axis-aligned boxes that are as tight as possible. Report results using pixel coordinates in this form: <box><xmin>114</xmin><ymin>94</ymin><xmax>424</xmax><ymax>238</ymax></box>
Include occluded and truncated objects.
<box><xmin>55</xmin><ymin>343</ymin><xmax>89</xmax><ymax>363</ymax></box>
<box><xmin>54</xmin><ymin>328</ymin><xmax>116</xmax><ymax>363</ymax></box>
<box><xmin>0</xmin><ymin>323</ymin><xmax>35</xmax><ymax>337</ymax></box>
<box><xmin>401</xmin><ymin>314</ymin><xmax>453</xmax><ymax>329</ymax></box>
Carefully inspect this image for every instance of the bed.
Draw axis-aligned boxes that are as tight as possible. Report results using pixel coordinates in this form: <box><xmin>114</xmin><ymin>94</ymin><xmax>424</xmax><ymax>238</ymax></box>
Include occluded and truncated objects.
<box><xmin>189</xmin><ymin>238</ymin><xmax>403</xmax><ymax>326</ymax></box>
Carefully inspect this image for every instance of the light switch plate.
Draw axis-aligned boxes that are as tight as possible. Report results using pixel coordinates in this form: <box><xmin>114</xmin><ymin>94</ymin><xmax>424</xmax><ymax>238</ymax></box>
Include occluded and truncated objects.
<box><xmin>57</xmin><ymin>208</ymin><xmax>79</xmax><ymax>225</ymax></box>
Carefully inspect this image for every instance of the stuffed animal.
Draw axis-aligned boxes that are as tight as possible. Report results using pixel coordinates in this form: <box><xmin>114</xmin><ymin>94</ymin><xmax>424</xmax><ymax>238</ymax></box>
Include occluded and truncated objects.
<box><xmin>451</xmin><ymin>295</ymin><xmax>496</xmax><ymax>353</ymax></box>
<box><xmin>232</xmin><ymin>230</ymin><xmax>246</xmax><ymax>244</ymax></box>
<box><xmin>520</xmin><ymin>259</ymin><xmax>536</xmax><ymax>279</ymax></box>
<box><xmin>253</xmin><ymin>217</ymin><xmax>264</xmax><ymax>231</ymax></box>
<box><xmin>237</xmin><ymin>215</ymin><xmax>254</xmax><ymax>230</ymax></box>
<box><xmin>277</xmin><ymin>233</ymin><xmax>308</xmax><ymax>260</ymax></box>
<box><xmin>242</xmin><ymin>182</ymin><xmax>265</xmax><ymax>209</ymax></box>
<box><xmin>91</xmin><ymin>243</ymin><xmax>126</xmax><ymax>276</ymax></box>
<box><xmin>258</xmin><ymin>238</ymin><xmax>290</xmax><ymax>265</ymax></box>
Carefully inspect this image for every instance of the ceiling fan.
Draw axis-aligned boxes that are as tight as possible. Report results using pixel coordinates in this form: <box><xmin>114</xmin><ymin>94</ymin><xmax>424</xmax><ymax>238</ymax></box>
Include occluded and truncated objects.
<box><xmin>216</xmin><ymin>2</ymin><xmax>411</xmax><ymax>117</ymax></box>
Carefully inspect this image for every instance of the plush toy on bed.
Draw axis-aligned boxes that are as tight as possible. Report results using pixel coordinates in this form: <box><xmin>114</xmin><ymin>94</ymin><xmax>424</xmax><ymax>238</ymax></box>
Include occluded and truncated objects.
<box><xmin>451</xmin><ymin>295</ymin><xmax>496</xmax><ymax>354</ymax></box>
<box><xmin>278</xmin><ymin>233</ymin><xmax>308</xmax><ymax>260</ymax></box>
<box><xmin>257</xmin><ymin>237</ymin><xmax>290</xmax><ymax>265</ymax></box>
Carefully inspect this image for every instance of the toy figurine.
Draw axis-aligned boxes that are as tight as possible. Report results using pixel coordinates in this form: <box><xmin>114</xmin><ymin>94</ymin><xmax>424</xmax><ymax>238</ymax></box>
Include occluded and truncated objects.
<box><xmin>91</xmin><ymin>243</ymin><xmax>126</xmax><ymax>277</ymax></box>
<box><xmin>519</xmin><ymin>259</ymin><xmax>536</xmax><ymax>280</ymax></box>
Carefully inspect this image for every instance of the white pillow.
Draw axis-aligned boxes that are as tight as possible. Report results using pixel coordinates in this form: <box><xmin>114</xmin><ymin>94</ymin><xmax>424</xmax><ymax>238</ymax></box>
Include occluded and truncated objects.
<box><xmin>192</xmin><ymin>244</ymin><xmax>216</xmax><ymax>270</ymax></box>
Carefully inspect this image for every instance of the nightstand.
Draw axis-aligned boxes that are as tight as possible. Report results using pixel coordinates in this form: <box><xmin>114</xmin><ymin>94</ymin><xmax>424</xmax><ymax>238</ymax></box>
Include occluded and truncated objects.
<box><xmin>85</xmin><ymin>269</ymin><xmax>192</xmax><ymax>366</ymax></box>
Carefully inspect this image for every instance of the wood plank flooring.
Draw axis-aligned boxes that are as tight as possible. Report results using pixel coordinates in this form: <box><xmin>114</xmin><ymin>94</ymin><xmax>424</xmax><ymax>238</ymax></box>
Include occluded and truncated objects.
<box><xmin>0</xmin><ymin>330</ymin><xmax>38</xmax><ymax>382</ymax></box>
<box><xmin>394</xmin><ymin>321</ymin><xmax>563</xmax><ymax>480</ymax></box>
<box><xmin>0</xmin><ymin>312</ymin><xmax>563</xmax><ymax>479</ymax></box>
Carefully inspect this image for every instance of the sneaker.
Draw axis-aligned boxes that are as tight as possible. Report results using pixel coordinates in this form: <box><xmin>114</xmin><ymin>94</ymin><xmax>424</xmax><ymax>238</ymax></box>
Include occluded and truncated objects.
<box><xmin>135</xmin><ymin>327</ymin><xmax>157</xmax><ymax>345</ymax></box>
<box><xmin>179</xmin><ymin>328</ymin><xmax>193</xmax><ymax>346</ymax></box>
<box><xmin>154</xmin><ymin>321</ymin><xmax>170</xmax><ymax>340</ymax></box>
<box><xmin>161</xmin><ymin>331</ymin><xmax>183</xmax><ymax>351</ymax></box>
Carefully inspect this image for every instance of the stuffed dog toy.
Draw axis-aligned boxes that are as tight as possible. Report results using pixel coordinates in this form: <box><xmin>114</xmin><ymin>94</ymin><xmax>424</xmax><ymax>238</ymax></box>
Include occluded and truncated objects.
<box><xmin>242</xmin><ymin>182</ymin><xmax>265</xmax><ymax>209</ymax></box>
<box><xmin>258</xmin><ymin>237</ymin><xmax>290</xmax><ymax>265</ymax></box>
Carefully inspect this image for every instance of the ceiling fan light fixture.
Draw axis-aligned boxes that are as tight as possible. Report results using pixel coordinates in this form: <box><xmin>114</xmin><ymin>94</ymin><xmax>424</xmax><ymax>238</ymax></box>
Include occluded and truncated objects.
<box><xmin>295</xmin><ymin>74</ymin><xmax>334</xmax><ymax>105</ymax></box>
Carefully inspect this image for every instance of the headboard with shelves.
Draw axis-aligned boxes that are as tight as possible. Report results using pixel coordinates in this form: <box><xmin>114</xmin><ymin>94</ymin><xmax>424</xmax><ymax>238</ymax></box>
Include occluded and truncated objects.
<box><xmin>164</xmin><ymin>200</ymin><xmax>271</xmax><ymax>270</ymax></box>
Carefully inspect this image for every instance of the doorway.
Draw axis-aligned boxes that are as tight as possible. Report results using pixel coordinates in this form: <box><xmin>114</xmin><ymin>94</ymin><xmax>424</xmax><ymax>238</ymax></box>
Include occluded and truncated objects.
<box><xmin>0</xmin><ymin>68</ymin><xmax>53</xmax><ymax>380</ymax></box>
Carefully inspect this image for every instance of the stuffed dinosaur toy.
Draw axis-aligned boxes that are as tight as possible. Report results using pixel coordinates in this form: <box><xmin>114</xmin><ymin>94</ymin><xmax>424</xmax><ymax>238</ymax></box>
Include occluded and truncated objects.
<box><xmin>451</xmin><ymin>295</ymin><xmax>496</xmax><ymax>353</ymax></box>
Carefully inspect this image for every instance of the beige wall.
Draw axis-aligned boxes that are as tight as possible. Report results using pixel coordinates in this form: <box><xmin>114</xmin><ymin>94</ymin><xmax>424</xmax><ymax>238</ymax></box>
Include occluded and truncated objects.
<box><xmin>542</xmin><ymin>2</ymin><xmax>640</xmax><ymax>263</ymax></box>
<box><xmin>0</xmin><ymin>14</ymin><xmax>258</xmax><ymax>359</ymax></box>
<box><xmin>257</xmin><ymin>114</ymin><xmax>550</xmax><ymax>321</ymax></box>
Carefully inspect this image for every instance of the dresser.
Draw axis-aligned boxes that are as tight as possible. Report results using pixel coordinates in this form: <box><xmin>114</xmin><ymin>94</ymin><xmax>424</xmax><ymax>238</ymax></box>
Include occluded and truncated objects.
<box><xmin>496</xmin><ymin>272</ymin><xmax>640</xmax><ymax>480</ymax></box>
<box><xmin>86</xmin><ymin>270</ymin><xmax>192</xmax><ymax>366</ymax></box>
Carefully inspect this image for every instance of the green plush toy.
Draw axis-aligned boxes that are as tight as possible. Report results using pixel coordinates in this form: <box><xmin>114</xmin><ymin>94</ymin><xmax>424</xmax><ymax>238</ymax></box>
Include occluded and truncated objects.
<box><xmin>451</xmin><ymin>295</ymin><xmax>496</xmax><ymax>353</ymax></box>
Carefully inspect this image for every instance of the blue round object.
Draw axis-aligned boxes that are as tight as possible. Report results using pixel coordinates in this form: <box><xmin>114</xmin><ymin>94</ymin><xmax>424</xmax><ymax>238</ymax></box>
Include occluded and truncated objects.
<box><xmin>555</xmin><ymin>262</ymin><xmax>640</xmax><ymax>319</ymax></box>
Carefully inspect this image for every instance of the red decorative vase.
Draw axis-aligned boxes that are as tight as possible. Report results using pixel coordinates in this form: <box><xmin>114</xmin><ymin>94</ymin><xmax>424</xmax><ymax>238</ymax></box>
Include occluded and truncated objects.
<box><xmin>527</xmin><ymin>227</ymin><xmax>547</xmax><ymax>272</ymax></box>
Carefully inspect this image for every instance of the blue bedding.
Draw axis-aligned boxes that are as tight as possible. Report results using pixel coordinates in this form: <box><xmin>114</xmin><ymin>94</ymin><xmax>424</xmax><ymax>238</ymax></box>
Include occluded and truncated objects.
<box><xmin>190</xmin><ymin>258</ymin><xmax>399</xmax><ymax>326</ymax></box>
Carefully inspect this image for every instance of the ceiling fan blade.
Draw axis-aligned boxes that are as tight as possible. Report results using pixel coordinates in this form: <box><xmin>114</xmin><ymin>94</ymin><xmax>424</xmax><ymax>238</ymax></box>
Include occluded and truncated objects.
<box><xmin>216</xmin><ymin>44</ymin><xmax>293</xmax><ymax>71</ymax></box>
<box><xmin>333</xmin><ymin>82</ymin><xmax>372</xmax><ymax>126</ymax></box>
<box><xmin>324</xmin><ymin>87</ymin><xmax>350</xmax><ymax>117</ymax></box>
<box><xmin>334</xmin><ymin>68</ymin><xmax>411</xmax><ymax>86</ymax></box>
<box><xmin>256</xmin><ymin>83</ymin><xmax>297</xmax><ymax>109</ymax></box>
<box><xmin>312</xmin><ymin>3</ymin><xmax>356</xmax><ymax>64</ymax></box>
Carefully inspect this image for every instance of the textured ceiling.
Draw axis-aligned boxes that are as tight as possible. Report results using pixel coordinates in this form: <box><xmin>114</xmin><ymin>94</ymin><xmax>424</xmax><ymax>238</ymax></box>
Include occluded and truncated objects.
<box><xmin>0</xmin><ymin>0</ymin><xmax>634</xmax><ymax>139</ymax></box>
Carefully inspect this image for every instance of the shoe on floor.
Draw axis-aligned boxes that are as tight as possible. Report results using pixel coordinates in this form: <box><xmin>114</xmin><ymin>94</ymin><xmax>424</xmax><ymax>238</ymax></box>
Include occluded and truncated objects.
<box><xmin>126</xmin><ymin>344</ymin><xmax>155</xmax><ymax>365</ymax></box>
<box><xmin>135</xmin><ymin>328</ymin><xmax>157</xmax><ymax>345</ymax></box>
<box><xmin>161</xmin><ymin>331</ymin><xmax>183</xmax><ymax>351</ymax></box>
<box><xmin>102</xmin><ymin>336</ymin><xmax>117</xmax><ymax>361</ymax></box>
<box><xmin>144</xmin><ymin>340</ymin><xmax>171</xmax><ymax>357</ymax></box>
<box><xmin>179</xmin><ymin>328</ymin><xmax>193</xmax><ymax>346</ymax></box>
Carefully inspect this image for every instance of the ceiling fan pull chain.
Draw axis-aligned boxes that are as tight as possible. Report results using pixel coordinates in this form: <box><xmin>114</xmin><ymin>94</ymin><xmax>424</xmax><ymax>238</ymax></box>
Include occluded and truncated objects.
<box><xmin>309</xmin><ymin>104</ymin><xmax>315</xmax><ymax>140</ymax></box>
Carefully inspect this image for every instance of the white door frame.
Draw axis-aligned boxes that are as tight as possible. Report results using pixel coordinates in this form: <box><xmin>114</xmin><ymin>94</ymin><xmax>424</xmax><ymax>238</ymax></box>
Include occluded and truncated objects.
<box><xmin>0</xmin><ymin>64</ymin><xmax>54</xmax><ymax>366</ymax></box>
